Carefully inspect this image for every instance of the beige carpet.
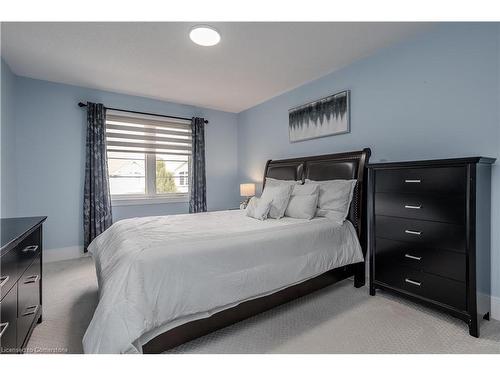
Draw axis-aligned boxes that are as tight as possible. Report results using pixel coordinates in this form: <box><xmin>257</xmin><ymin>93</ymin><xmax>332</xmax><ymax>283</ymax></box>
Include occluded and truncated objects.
<box><xmin>27</xmin><ymin>257</ymin><xmax>500</xmax><ymax>354</ymax></box>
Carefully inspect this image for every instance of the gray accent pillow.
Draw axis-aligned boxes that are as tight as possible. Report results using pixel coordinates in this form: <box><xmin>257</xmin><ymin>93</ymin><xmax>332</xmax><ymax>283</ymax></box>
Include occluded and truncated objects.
<box><xmin>291</xmin><ymin>183</ymin><xmax>319</xmax><ymax>196</ymax></box>
<box><xmin>265</xmin><ymin>177</ymin><xmax>301</xmax><ymax>187</ymax></box>
<box><xmin>245</xmin><ymin>197</ymin><xmax>272</xmax><ymax>220</ymax></box>
<box><xmin>284</xmin><ymin>183</ymin><xmax>319</xmax><ymax>220</ymax></box>
<box><xmin>285</xmin><ymin>195</ymin><xmax>319</xmax><ymax>220</ymax></box>
<box><xmin>260</xmin><ymin>184</ymin><xmax>294</xmax><ymax>219</ymax></box>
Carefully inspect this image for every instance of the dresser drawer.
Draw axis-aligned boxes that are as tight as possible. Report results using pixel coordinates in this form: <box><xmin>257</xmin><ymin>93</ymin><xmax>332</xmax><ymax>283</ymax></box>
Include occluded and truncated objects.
<box><xmin>375</xmin><ymin>264</ymin><xmax>466</xmax><ymax>310</ymax></box>
<box><xmin>375</xmin><ymin>216</ymin><xmax>465</xmax><ymax>253</ymax></box>
<box><xmin>16</xmin><ymin>228</ymin><xmax>41</xmax><ymax>277</ymax></box>
<box><xmin>375</xmin><ymin>192</ymin><xmax>465</xmax><ymax>224</ymax></box>
<box><xmin>0</xmin><ymin>285</ymin><xmax>18</xmax><ymax>353</ymax></box>
<box><xmin>1</xmin><ymin>227</ymin><xmax>41</xmax><ymax>301</ymax></box>
<box><xmin>17</xmin><ymin>256</ymin><xmax>41</xmax><ymax>347</ymax></box>
<box><xmin>375</xmin><ymin>166</ymin><xmax>466</xmax><ymax>194</ymax></box>
<box><xmin>0</xmin><ymin>249</ymin><xmax>18</xmax><ymax>301</ymax></box>
<box><xmin>375</xmin><ymin>238</ymin><xmax>466</xmax><ymax>282</ymax></box>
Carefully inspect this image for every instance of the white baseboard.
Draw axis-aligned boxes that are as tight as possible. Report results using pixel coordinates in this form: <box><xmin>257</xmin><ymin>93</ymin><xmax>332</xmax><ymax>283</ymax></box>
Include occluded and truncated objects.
<box><xmin>492</xmin><ymin>295</ymin><xmax>500</xmax><ymax>321</ymax></box>
<box><xmin>43</xmin><ymin>245</ymin><xmax>88</xmax><ymax>263</ymax></box>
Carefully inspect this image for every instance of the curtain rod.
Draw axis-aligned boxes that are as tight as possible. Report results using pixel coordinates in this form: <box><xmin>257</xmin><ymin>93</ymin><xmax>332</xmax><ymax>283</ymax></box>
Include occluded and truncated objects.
<box><xmin>77</xmin><ymin>102</ymin><xmax>208</xmax><ymax>124</ymax></box>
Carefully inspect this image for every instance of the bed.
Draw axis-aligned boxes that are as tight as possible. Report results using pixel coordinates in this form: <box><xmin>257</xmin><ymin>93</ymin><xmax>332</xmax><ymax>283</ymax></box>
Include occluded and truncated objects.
<box><xmin>83</xmin><ymin>148</ymin><xmax>371</xmax><ymax>354</ymax></box>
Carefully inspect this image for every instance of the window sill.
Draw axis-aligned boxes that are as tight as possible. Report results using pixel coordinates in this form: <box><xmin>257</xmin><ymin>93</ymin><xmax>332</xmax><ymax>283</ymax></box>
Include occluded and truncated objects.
<box><xmin>111</xmin><ymin>195</ymin><xmax>189</xmax><ymax>207</ymax></box>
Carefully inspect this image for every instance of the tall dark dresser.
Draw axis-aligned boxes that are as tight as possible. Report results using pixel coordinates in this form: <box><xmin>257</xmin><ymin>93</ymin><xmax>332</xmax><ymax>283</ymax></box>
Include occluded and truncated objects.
<box><xmin>0</xmin><ymin>216</ymin><xmax>46</xmax><ymax>353</ymax></box>
<box><xmin>368</xmin><ymin>157</ymin><xmax>494</xmax><ymax>337</ymax></box>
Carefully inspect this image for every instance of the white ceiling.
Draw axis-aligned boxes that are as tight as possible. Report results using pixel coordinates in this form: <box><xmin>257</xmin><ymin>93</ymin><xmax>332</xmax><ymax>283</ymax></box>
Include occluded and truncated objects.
<box><xmin>1</xmin><ymin>22</ymin><xmax>432</xmax><ymax>113</ymax></box>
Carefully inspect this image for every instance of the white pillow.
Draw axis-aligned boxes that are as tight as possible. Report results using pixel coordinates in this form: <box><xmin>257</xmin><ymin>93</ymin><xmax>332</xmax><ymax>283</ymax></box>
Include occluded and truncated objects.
<box><xmin>305</xmin><ymin>179</ymin><xmax>357</xmax><ymax>223</ymax></box>
<box><xmin>260</xmin><ymin>184</ymin><xmax>294</xmax><ymax>219</ymax></box>
<box><xmin>285</xmin><ymin>195</ymin><xmax>318</xmax><ymax>220</ymax></box>
<box><xmin>265</xmin><ymin>177</ymin><xmax>301</xmax><ymax>187</ymax></box>
<box><xmin>245</xmin><ymin>197</ymin><xmax>272</xmax><ymax>220</ymax></box>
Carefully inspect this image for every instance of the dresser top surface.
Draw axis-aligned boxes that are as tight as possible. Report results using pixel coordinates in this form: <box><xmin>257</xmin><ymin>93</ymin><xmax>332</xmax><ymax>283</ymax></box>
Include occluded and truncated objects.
<box><xmin>1</xmin><ymin>216</ymin><xmax>47</xmax><ymax>254</ymax></box>
<box><xmin>368</xmin><ymin>156</ymin><xmax>496</xmax><ymax>169</ymax></box>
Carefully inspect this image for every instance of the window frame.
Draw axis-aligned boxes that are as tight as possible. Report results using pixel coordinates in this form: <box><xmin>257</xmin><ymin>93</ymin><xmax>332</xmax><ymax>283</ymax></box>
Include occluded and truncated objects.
<box><xmin>106</xmin><ymin>114</ymin><xmax>191</xmax><ymax>206</ymax></box>
<box><xmin>179</xmin><ymin>171</ymin><xmax>188</xmax><ymax>186</ymax></box>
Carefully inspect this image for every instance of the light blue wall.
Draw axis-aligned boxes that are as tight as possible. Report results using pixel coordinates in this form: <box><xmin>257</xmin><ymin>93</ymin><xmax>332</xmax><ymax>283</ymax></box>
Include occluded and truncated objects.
<box><xmin>3</xmin><ymin>23</ymin><xmax>500</xmax><ymax>298</ymax></box>
<box><xmin>10</xmin><ymin>75</ymin><xmax>239</xmax><ymax>251</ymax></box>
<box><xmin>237</xmin><ymin>23</ymin><xmax>500</xmax><ymax>296</ymax></box>
<box><xmin>1</xmin><ymin>59</ymin><xmax>18</xmax><ymax>217</ymax></box>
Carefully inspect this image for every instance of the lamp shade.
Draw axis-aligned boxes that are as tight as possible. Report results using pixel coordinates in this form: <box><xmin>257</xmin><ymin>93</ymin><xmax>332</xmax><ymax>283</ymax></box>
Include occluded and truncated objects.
<box><xmin>240</xmin><ymin>183</ymin><xmax>256</xmax><ymax>197</ymax></box>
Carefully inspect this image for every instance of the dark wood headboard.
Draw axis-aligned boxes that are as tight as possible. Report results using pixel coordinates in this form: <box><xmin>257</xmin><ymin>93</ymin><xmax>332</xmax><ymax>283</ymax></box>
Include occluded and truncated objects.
<box><xmin>262</xmin><ymin>148</ymin><xmax>371</xmax><ymax>255</ymax></box>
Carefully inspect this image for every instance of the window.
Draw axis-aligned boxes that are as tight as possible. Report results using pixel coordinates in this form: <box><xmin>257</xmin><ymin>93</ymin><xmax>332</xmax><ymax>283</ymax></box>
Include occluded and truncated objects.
<box><xmin>108</xmin><ymin>152</ymin><xmax>146</xmax><ymax>195</ymax></box>
<box><xmin>105</xmin><ymin>111</ymin><xmax>191</xmax><ymax>204</ymax></box>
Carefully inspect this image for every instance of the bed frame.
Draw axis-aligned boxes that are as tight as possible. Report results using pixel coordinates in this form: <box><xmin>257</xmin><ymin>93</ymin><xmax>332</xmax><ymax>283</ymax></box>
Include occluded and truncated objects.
<box><xmin>142</xmin><ymin>148</ymin><xmax>371</xmax><ymax>353</ymax></box>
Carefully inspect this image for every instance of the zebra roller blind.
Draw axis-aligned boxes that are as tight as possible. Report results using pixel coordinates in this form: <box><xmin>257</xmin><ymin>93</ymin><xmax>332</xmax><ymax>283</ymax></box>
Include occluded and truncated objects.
<box><xmin>105</xmin><ymin>112</ymin><xmax>192</xmax><ymax>155</ymax></box>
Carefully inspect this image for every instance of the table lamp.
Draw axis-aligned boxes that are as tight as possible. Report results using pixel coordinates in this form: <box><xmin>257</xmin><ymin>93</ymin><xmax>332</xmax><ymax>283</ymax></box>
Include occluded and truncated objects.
<box><xmin>240</xmin><ymin>183</ymin><xmax>256</xmax><ymax>209</ymax></box>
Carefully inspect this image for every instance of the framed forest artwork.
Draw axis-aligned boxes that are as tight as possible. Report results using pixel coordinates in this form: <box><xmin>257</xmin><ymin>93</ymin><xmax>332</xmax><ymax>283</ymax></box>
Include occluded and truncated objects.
<box><xmin>288</xmin><ymin>90</ymin><xmax>350</xmax><ymax>142</ymax></box>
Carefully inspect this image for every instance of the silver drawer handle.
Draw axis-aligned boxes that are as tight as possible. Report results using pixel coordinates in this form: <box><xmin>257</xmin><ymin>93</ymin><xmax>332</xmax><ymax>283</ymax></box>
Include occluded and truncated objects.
<box><xmin>405</xmin><ymin>254</ymin><xmax>422</xmax><ymax>261</ymax></box>
<box><xmin>404</xmin><ymin>204</ymin><xmax>422</xmax><ymax>209</ymax></box>
<box><xmin>0</xmin><ymin>275</ymin><xmax>9</xmax><ymax>288</ymax></box>
<box><xmin>22</xmin><ymin>305</ymin><xmax>39</xmax><ymax>317</ymax></box>
<box><xmin>405</xmin><ymin>278</ymin><xmax>422</xmax><ymax>287</ymax></box>
<box><xmin>0</xmin><ymin>322</ymin><xmax>9</xmax><ymax>338</ymax></box>
<box><xmin>23</xmin><ymin>274</ymin><xmax>39</xmax><ymax>284</ymax></box>
<box><xmin>22</xmin><ymin>245</ymin><xmax>39</xmax><ymax>253</ymax></box>
<box><xmin>405</xmin><ymin>229</ymin><xmax>422</xmax><ymax>235</ymax></box>
<box><xmin>405</xmin><ymin>179</ymin><xmax>421</xmax><ymax>183</ymax></box>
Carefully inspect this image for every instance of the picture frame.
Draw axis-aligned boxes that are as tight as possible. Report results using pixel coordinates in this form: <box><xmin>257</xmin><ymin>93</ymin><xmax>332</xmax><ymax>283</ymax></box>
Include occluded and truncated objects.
<box><xmin>288</xmin><ymin>90</ymin><xmax>350</xmax><ymax>142</ymax></box>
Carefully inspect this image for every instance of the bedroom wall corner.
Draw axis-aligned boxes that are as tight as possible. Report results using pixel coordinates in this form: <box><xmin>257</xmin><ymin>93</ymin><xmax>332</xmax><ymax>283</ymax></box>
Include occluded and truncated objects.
<box><xmin>490</xmin><ymin>22</ymin><xmax>500</xmax><ymax>313</ymax></box>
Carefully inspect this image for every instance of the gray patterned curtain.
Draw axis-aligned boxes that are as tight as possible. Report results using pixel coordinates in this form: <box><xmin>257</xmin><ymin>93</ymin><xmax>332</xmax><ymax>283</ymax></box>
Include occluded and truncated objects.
<box><xmin>83</xmin><ymin>102</ymin><xmax>113</xmax><ymax>251</ymax></box>
<box><xmin>189</xmin><ymin>117</ymin><xmax>207</xmax><ymax>213</ymax></box>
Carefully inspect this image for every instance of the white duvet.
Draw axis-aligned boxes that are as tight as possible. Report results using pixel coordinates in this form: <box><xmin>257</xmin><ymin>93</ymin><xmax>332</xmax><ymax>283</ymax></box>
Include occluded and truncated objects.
<box><xmin>83</xmin><ymin>210</ymin><xmax>363</xmax><ymax>353</ymax></box>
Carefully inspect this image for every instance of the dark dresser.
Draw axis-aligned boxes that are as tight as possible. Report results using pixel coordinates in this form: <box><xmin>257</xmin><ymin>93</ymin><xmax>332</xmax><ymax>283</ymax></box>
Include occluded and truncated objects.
<box><xmin>368</xmin><ymin>157</ymin><xmax>494</xmax><ymax>337</ymax></box>
<box><xmin>0</xmin><ymin>216</ymin><xmax>46</xmax><ymax>353</ymax></box>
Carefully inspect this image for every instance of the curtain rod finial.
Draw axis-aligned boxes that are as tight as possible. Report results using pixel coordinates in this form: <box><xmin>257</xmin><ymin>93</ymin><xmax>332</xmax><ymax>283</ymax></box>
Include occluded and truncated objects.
<box><xmin>78</xmin><ymin>102</ymin><xmax>86</xmax><ymax>108</ymax></box>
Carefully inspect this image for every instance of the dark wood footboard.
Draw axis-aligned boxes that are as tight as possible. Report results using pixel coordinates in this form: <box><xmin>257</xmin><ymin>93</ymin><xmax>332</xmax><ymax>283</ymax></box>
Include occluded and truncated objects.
<box><xmin>143</xmin><ymin>263</ymin><xmax>360</xmax><ymax>353</ymax></box>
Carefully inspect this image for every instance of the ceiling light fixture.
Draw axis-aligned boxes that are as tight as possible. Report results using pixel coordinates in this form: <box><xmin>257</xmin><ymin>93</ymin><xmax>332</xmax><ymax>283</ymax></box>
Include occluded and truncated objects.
<box><xmin>189</xmin><ymin>25</ymin><xmax>221</xmax><ymax>47</ymax></box>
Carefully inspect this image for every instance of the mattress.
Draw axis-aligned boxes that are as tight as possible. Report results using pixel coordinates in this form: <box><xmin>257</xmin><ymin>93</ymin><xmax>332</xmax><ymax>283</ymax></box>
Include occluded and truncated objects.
<box><xmin>83</xmin><ymin>210</ymin><xmax>363</xmax><ymax>353</ymax></box>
